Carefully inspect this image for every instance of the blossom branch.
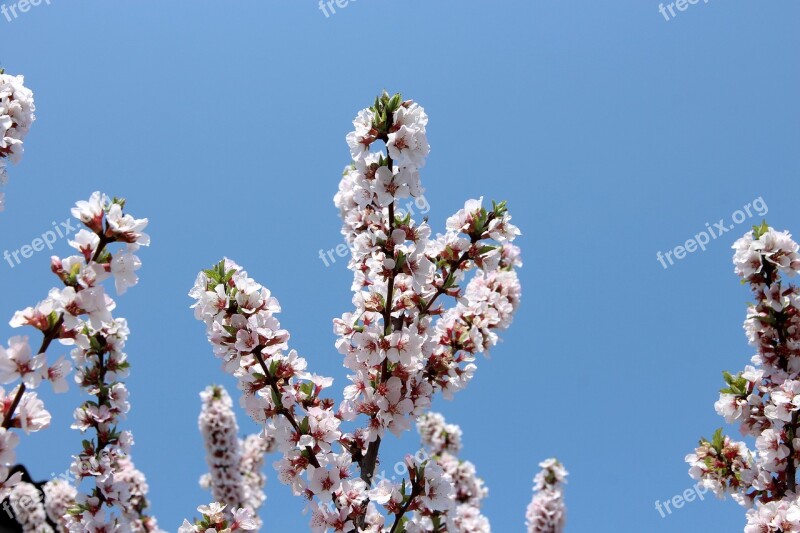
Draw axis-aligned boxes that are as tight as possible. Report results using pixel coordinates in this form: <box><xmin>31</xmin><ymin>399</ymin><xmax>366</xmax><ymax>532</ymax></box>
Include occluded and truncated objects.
<box><xmin>687</xmin><ymin>221</ymin><xmax>800</xmax><ymax>528</ymax></box>
<box><xmin>193</xmin><ymin>91</ymin><xmax>522</xmax><ymax>531</ymax></box>
<box><xmin>0</xmin><ymin>71</ymin><xmax>35</xmax><ymax>212</ymax></box>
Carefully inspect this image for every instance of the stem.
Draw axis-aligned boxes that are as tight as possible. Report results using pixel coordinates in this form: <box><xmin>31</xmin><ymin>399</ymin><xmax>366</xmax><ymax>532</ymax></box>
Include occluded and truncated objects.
<box><xmin>87</xmin><ymin>342</ymin><xmax>111</xmax><ymax>507</ymax></box>
<box><xmin>419</xmin><ymin>249</ymin><xmax>470</xmax><ymax>317</ymax></box>
<box><xmin>352</xmin><ymin>151</ymin><xmax>405</xmax><ymax>533</ymax></box>
<box><xmin>388</xmin><ymin>482</ymin><xmax>422</xmax><ymax>533</ymax></box>
<box><xmin>1</xmin><ymin>316</ymin><xmax>64</xmax><ymax>429</ymax></box>
<box><xmin>359</xmin><ymin>202</ymin><xmax>398</xmax><ymax>479</ymax></box>
<box><xmin>92</xmin><ymin>234</ymin><xmax>110</xmax><ymax>262</ymax></box>
<box><xmin>2</xmin><ymin>385</ymin><xmax>25</xmax><ymax>430</ymax></box>
<box><xmin>95</xmin><ymin>348</ymin><xmax>109</xmax><ymax>452</ymax></box>
<box><xmin>383</xmin><ymin>201</ymin><xmax>397</xmax><ymax>337</ymax></box>
<box><xmin>418</xmin><ymin>214</ymin><xmax>496</xmax><ymax>317</ymax></box>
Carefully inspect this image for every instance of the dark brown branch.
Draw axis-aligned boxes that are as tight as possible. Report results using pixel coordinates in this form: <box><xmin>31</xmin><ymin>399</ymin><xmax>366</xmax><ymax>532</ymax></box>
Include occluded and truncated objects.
<box><xmin>389</xmin><ymin>481</ymin><xmax>423</xmax><ymax>533</ymax></box>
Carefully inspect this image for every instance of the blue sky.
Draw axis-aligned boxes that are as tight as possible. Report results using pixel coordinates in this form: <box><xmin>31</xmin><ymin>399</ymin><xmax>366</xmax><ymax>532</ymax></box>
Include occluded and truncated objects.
<box><xmin>1</xmin><ymin>1</ymin><xmax>799</xmax><ymax>531</ymax></box>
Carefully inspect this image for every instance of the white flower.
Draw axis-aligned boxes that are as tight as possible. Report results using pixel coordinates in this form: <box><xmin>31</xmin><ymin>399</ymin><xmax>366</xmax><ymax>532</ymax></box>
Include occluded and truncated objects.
<box><xmin>73</xmin><ymin>286</ymin><xmax>116</xmax><ymax>330</ymax></box>
<box><xmin>231</xmin><ymin>507</ymin><xmax>258</xmax><ymax>530</ymax></box>
<box><xmin>71</xmin><ymin>192</ymin><xmax>108</xmax><ymax>232</ymax></box>
<box><xmin>756</xmin><ymin>428</ymin><xmax>790</xmax><ymax>472</ymax></box>
<box><xmin>419</xmin><ymin>462</ymin><xmax>453</xmax><ymax>512</ymax></box>
<box><xmin>387</xmin><ymin>123</ymin><xmax>429</xmax><ymax>170</ymax></box>
<box><xmin>110</xmin><ymin>252</ymin><xmax>141</xmax><ymax>294</ymax></box>
<box><xmin>367</xmin><ymin>479</ymin><xmax>400</xmax><ymax>506</ymax></box>
<box><xmin>178</xmin><ymin>519</ymin><xmax>198</xmax><ymax>533</ymax></box>
<box><xmin>197</xmin><ymin>502</ymin><xmax>227</xmax><ymax>523</ymax></box>
<box><xmin>69</xmin><ymin>229</ymin><xmax>101</xmax><ymax>262</ymax></box>
<box><xmin>346</xmin><ymin>109</ymin><xmax>376</xmax><ymax>161</ymax></box>
<box><xmin>0</xmin><ymin>427</ymin><xmax>19</xmax><ymax>465</ymax></box>
<box><xmin>46</xmin><ymin>356</ymin><xmax>72</xmax><ymax>393</ymax></box>
<box><xmin>308</xmin><ymin>466</ymin><xmax>341</xmax><ymax>502</ymax></box>
<box><xmin>0</xmin><ymin>336</ymin><xmax>47</xmax><ymax>388</ymax></box>
<box><xmin>106</xmin><ymin>203</ymin><xmax>150</xmax><ymax>250</ymax></box>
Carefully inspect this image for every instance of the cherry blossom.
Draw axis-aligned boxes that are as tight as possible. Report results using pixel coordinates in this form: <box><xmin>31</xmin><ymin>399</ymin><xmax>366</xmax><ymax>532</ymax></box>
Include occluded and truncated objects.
<box><xmin>688</xmin><ymin>222</ymin><xmax>800</xmax><ymax>527</ymax></box>
<box><xmin>417</xmin><ymin>412</ymin><xmax>462</xmax><ymax>456</ymax></box>
<box><xmin>198</xmin><ymin>386</ymin><xmax>248</xmax><ymax>518</ymax></box>
<box><xmin>0</xmin><ymin>192</ymin><xmax>158</xmax><ymax>532</ymax></box>
<box><xmin>0</xmin><ymin>336</ymin><xmax>46</xmax><ymax>388</ymax></box>
<box><xmin>179</xmin><ymin>503</ymin><xmax>258</xmax><ymax>532</ymax></box>
<box><xmin>0</xmin><ymin>70</ymin><xmax>35</xmax><ymax>212</ymax></box>
<box><xmin>42</xmin><ymin>479</ymin><xmax>77</xmax><ymax>532</ymax></box>
<box><xmin>526</xmin><ymin>459</ymin><xmax>568</xmax><ymax>533</ymax></box>
<box><xmin>191</xmin><ymin>92</ymin><xmax>522</xmax><ymax>531</ymax></box>
<box><xmin>9</xmin><ymin>481</ymin><xmax>52</xmax><ymax>532</ymax></box>
<box><xmin>409</xmin><ymin>412</ymin><xmax>490</xmax><ymax>532</ymax></box>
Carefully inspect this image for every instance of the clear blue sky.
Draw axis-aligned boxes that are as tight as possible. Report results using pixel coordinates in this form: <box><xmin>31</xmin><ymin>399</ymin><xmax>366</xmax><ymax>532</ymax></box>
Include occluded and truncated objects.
<box><xmin>1</xmin><ymin>1</ymin><xmax>798</xmax><ymax>531</ymax></box>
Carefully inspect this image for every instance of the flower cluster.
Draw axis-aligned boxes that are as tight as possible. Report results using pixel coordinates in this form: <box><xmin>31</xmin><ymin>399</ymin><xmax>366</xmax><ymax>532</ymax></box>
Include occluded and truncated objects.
<box><xmin>743</xmin><ymin>499</ymin><xmax>800</xmax><ymax>532</ymax></box>
<box><xmin>42</xmin><ymin>479</ymin><xmax>77</xmax><ymax>532</ymax></box>
<box><xmin>198</xmin><ymin>385</ymin><xmax>273</xmax><ymax>528</ymax></box>
<box><xmin>525</xmin><ymin>459</ymin><xmax>568</xmax><ymax>533</ymax></box>
<box><xmin>179</xmin><ymin>503</ymin><xmax>257</xmax><ymax>532</ymax></box>
<box><xmin>191</xmin><ymin>259</ymin><xmax>359</xmax><ymax>528</ymax></box>
<box><xmin>199</xmin><ymin>386</ymin><xmax>247</xmax><ymax>514</ymax></box>
<box><xmin>0</xmin><ymin>385</ymin><xmax>48</xmax><ymax>501</ymax></box>
<box><xmin>410</xmin><ymin>412</ymin><xmax>489</xmax><ymax>532</ymax></box>
<box><xmin>686</xmin><ymin>429</ymin><xmax>756</xmax><ymax>501</ymax></box>
<box><xmin>114</xmin><ymin>457</ymin><xmax>162</xmax><ymax>532</ymax></box>
<box><xmin>9</xmin><ymin>481</ymin><xmax>51</xmax><ymax>532</ymax></box>
<box><xmin>238</xmin><ymin>433</ymin><xmax>274</xmax><ymax>525</ymax></box>
<box><xmin>687</xmin><ymin>223</ymin><xmax>800</xmax><ymax>529</ymax></box>
<box><xmin>2</xmin><ymin>192</ymin><xmax>156</xmax><ymax>531</ymax></box>
<box><xmin>416</xmin><ymin>412</ymin><xmax>462</xmax><ymax>456</ymax></box>
<box><xmin>0</xmin><ymin>335</ymin><xmax>67</xmax><ymax>501</ymax></box>
<box><xmin>365</xmin><ymin>456</ymin><xmax>454</xmax><ymax>533</ymax></box>
<box><xmin>0</xmin><ymin>70</ymin><xmax>35</xmax><ymax>211</ymax></box>
<box><xmin>334</xmin><ymin>93</ymin><xmax>520</xmax><ymax>524</ymax></box>
<box><xmin>191</xmin><ymin>92</ymin><xmax>523</xmax><ymax>530</ymax></box>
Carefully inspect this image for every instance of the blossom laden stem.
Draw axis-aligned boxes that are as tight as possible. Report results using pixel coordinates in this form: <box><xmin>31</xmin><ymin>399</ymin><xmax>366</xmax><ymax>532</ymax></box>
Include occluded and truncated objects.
<box><xmin>0</xmin><ymin>71</ymin><xmax>35</xmax><ymax>212</ymax></box>
<box><xmin>687</xmin><ymin>222</ymin><xmax>800</xmax><ymax>529</ymax></box>
<box><xmin>359</xmin><ymin>194</ymin><xmax>396</xmax><ymax>490</ymax></box>
<box><xmin>1</xmin><ymin>231</ymin><xmax>111</xmax><ymax>431</ymax></box>
<box><xmin>526</xmin><ymin>459</ymin><xmax>568</xmax><ymax>533</ymax></box>
<box><xmin>191</xmin><ymin>91</ymin><xmax>522</xmax><ymax>532</ymax></box>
